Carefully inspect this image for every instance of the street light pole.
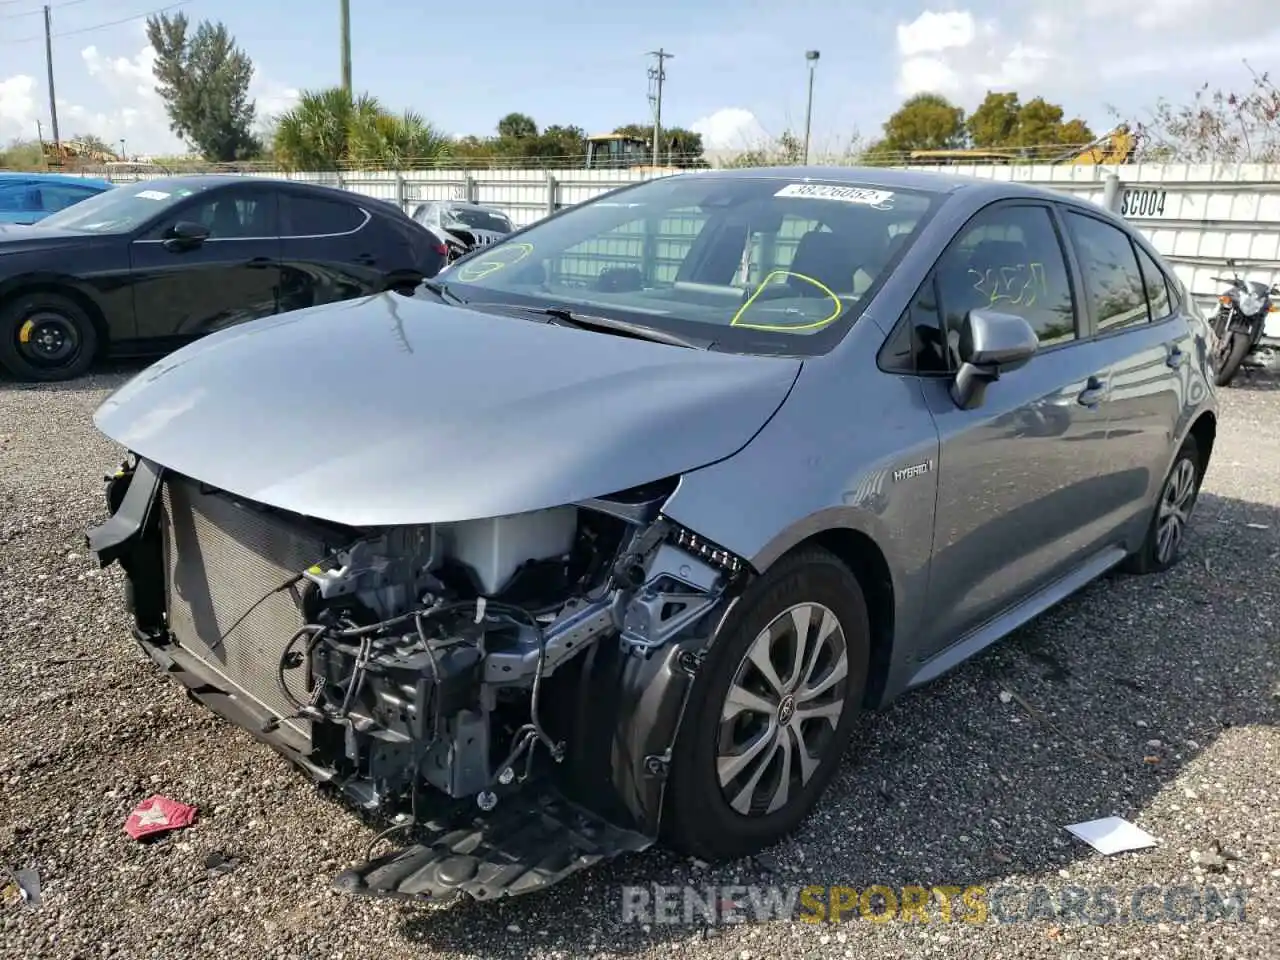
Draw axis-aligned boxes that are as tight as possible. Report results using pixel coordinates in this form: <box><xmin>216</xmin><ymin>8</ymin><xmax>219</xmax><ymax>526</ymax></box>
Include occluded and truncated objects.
<box><xmin>339</xmin><ymin>0</ymin><xmax>352</xmax><ymax>97</ymax></box>
<box><xmin>803</xmin><ymin>50</ymin><xmax>820</xmax><ymax>165</ymax></box>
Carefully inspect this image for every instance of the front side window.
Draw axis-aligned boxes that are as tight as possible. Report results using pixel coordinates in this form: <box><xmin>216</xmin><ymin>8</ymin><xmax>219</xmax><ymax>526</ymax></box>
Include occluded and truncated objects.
<box><xmin>176</xmin><ymin>189</ymin><xmax>276</xmax><ymax>238</ymax></box>
<box><xmin>1063</xmin><ymin>211</ymin><xmax>1150</xmax><ymax>332</ymax></box>
<box><xmin>438</xmin><ymin>176</ymin><xmax>942</xmax><ymax>355</ymax></box>
<box><xmin>934</xmin><ymin>203</ymin><xmax>1078</xmax><ymax>347</ymax></box>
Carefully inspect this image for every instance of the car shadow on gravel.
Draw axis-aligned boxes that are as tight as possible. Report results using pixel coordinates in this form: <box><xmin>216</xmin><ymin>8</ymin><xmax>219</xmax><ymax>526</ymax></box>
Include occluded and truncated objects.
<box><xmin>0</xmin><ymin>358</ymin><xmax>151</xmax><ymax>392</ymax></box>
<box><xmin>387</xmin><ymin>492</ymin><xmax>1278</xmax><ymax>957</ymax></box>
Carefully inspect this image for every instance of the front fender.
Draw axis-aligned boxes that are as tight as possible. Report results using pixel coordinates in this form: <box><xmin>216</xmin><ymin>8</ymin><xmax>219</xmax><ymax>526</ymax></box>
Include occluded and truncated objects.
<box><xmin>563</xmin><ymin>598</ymin><xmax>736</xmax><ymax>837</ymax></box>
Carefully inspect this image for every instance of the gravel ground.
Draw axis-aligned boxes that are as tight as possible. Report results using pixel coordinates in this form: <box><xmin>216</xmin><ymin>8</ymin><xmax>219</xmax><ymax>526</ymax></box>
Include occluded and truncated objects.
<box><xmin>1</xmin><ymin>362</ymin><xmax>1278</xmax><ymax>960</ymax></box>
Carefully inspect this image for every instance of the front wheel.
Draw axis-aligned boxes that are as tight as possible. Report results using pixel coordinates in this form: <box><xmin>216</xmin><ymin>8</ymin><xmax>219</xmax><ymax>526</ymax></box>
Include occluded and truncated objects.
<box><xmin>1212</xmin><ymin>330</ymin><xmax>1252</xmax><ymax>387</ymax></box>
<box><xmin>0</xmin><ymin>292</ymin><xmax>99</xmax><ymax>382</ymax></box>
<box><xmin>663</xmin><ymin>547</ymin><xmax>870</xmax><ymax>862</ymax></box>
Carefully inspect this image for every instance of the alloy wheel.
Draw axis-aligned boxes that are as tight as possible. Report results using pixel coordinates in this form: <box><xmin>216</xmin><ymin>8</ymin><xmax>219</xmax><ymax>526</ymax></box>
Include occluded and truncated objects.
<box><xmin>716</xmin><ymin>602</ymin><xmax>849</xmax><ymax>816</ymax></box>
<box><xmin>1156</xmin><ymin>457</ymin><xmax>1197</xmax><ymax>564</ymax></box>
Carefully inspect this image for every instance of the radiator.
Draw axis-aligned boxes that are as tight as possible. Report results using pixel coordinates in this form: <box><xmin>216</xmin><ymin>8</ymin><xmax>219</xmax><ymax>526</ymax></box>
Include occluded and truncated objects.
<box><xmin>159</xmin><ymin>475</ymin><xmax>326</xmax><ymax>744</ymax></box>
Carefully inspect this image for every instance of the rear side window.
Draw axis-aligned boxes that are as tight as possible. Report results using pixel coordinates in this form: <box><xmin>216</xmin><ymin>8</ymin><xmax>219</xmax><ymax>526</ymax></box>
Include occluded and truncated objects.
<box><xmin>1063</xmin><ymin>211</ymin><xmax>1150</xmax><ymax>332</ymax></box>
<box><xmin>934</xmin><ymin>203</ymin><xmax>1077</xmax><ymax>347</ymax></box>
<box><xmin>281</xmin><ymin>193</ymin><xmax>365</xmax><ymax>236</ymax></box>
<box><xmin>1133</xmin><ymin>243</ymin><xmax>1173</xmax><ymax>320</ymax></box>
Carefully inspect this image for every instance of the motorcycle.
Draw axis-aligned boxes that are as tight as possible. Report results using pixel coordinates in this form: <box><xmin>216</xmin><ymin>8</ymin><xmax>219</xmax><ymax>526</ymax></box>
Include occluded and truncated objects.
<box><xmin>1208</xmin><ymin>263</ymin><xmax>1280</xmax><ymax>387</ymax></box>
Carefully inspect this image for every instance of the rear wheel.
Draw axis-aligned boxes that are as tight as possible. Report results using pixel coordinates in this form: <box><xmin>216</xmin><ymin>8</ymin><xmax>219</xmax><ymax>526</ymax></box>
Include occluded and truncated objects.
<box><xmin>1122</xmin><ymin>435</ymin><xmax>1203</xmax><ymax>575</ymax></box>
<box><xmin>0</xmin><ymin>292</ymin><xmax>99</xmax><ymax>382</ymax></box>
<box><xmin>1212</xmin><ymin>330</ymin><xmax>1252</xmax><ymax>387</ymax></box>
<box><xmin>663</xmin><ymin>547</ymin><xmax>870</xmax><ymax>861</ymax></box>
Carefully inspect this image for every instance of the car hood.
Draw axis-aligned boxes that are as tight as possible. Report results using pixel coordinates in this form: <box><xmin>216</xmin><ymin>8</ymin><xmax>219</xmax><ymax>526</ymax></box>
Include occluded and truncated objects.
<box><xmin>0</xmin><ymin>223</ymin><xmax>91</xmax><ymax>253</ymax></box>
<box><xmin>94</xmin><ymin>293</ymin><xmax>803</xmax><ymax>527</ymax></box>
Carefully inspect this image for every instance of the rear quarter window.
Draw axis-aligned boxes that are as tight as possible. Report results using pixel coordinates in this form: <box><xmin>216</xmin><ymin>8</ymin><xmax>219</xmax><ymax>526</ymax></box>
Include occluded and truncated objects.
<box><xmin>281</xmin><ymin>193</ymin><xmax>366</xmax><ymax>236</ymax></box>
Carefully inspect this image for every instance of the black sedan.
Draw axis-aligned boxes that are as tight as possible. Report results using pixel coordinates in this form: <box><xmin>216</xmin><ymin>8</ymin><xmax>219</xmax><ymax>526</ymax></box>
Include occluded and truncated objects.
<box><xmin>0</xmin><ymin>175</ymin><xmax>448</xmax><ymax>381</ymax></box>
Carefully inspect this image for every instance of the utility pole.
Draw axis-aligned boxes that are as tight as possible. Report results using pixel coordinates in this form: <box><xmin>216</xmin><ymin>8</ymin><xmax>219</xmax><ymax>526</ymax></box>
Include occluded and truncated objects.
<box><xmin>339</xmin><ymin>0</ymin><xmax>352</xmax><ymax>97</ymax></box>
<box><xmin>803</xmin><ymin>50</ymin><xmax>820</xmax><ymax>165</ymax></box>
<box><xmin>646</xmin><ymin>48</ymin><xmax>673</xmax><ymax>166</ymax></box>
<box><xmin>44</xmin><ymin>5</ymin><xmax>61</xmax><ymax>163</ymax></box>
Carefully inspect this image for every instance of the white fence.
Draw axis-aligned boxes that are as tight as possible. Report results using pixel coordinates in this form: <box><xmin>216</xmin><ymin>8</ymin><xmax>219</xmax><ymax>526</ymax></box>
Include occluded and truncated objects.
<box><xmin>83</xmin><ymin>162</ymin><xmax>1280</xmax><ymax>316</ymax></box>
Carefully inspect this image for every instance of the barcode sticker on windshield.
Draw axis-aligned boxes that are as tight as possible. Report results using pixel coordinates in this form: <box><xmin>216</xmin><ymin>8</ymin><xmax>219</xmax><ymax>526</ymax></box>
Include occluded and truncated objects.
<box><xmin>774</xmin><ymin>183</ymin><xmax>894</xmax><ymax>208</ymax></box>
<box><xmin>135</xmin><ymin>189</ymin><xmax>170</xmax><ymax>200</ymax></box>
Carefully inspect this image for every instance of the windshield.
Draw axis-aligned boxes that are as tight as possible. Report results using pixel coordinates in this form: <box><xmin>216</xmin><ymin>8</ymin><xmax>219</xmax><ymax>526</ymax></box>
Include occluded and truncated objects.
<box><xmin>446</xmin><ymin>207</ymin><xmax>513</xmax><ymax>232</ymax></box>
<box><xmin>38</xmin><ymin>181</ymin><xmax>199</xmax><ymax>233</ymax></box>
<box><xmin>437</xmin><ymin>174</ymin><xmax>941</xmax><ymax>354</ymax></box>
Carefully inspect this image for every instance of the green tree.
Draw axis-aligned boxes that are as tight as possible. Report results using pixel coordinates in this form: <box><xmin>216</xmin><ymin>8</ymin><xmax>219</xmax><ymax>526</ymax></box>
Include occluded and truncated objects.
<box><xmin>273</xmin><ymin>88</ymin><xmax>451</xmax><ymax>171</ymax></box>
<box><xmin>496</xmin><ymin>112</ymin><xmax>538</xmax><ymax>141</ymax></box>
<box><xmin>147</xmin><ymin>13</ymin><xmax>260</xmax><ymax>162</ymax></box>
<box><xmin>0</xmin><ymin>138</ymin><xmax>44</xmax><ymax>171</ymax></box>
<box><xmin>966</xmin><ymin>91</ymin><xmax>1094</xmax><ymax>151</ymax></box>
<box><xmin>966</xmin><ymin>92</ymin><xmax>1020</xmax><ymax>147</ymax></box>
<box><xmin>882</xmin><ymin>93</ymin><xmax>967</xmax><ymax>153</ymax></box>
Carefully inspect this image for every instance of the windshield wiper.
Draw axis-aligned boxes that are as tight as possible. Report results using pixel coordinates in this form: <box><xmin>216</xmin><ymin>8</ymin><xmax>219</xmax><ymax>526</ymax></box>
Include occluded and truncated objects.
<box><xmin>419</xmin><ymin>278</ymin><xmax>467</xmax><ymax>304</ymax></box>
<box><xmin>528</xmin><ymin>306</ymin><xmax>712</xmax><ymax>349</ymax></box>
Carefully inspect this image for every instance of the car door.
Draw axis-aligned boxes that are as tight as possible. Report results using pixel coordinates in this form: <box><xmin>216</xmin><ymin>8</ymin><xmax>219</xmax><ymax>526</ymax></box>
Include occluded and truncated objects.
<box><xmin>1059</xmin><ymin>207</ymin><xmax>1189</xmax><ymax>544</ymax></box>
<box><xmin>912</xmin><ymin>200</ymin><xmax>1122</xmax><ymax>658</ymax></box>
<box><xmin>129</xmin><ymin>184</ymin><xmax>281</xmax><ymax>342</ymax></box>
<box><xmin>277</xmin><ymin>189</ymin><xmax>387</xmax><ymax>312</ymax></box>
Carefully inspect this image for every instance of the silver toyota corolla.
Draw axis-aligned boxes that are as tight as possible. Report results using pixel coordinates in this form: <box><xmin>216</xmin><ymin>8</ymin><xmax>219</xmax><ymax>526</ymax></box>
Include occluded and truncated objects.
<box><xmin>86</xmin><ymin>166</ymin><xmax>1217</xmax><ymax>905</ymax></box>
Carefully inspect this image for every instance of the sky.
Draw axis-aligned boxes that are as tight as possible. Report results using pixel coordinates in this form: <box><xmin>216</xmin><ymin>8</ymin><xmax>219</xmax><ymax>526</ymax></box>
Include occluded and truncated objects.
<box><xmin>1</xmin><ymin>0</ymin><xmax>1277</xmax><ymax>157</ymax></box>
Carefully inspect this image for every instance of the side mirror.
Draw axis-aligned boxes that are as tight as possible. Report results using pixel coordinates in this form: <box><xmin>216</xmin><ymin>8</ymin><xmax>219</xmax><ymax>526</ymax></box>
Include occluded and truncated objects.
<box><xmin>949</xmin><ymin>309</ymin><xmax>1039</xmax><ymax>410</ymax></box>
<box><xmin>162</xmin><ymin>220</ymin><xmax>210</xmax><ymax>251</ymax></box>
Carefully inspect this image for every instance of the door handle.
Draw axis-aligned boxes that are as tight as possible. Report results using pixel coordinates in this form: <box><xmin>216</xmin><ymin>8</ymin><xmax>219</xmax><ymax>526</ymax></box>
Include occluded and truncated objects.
<box><xmin>354</xmin><ymin>254</ymin><xmax>376</xmax><ymax>266</ymax></box>
<box><xmin>246</xmin><ymin>257</ymin><xmax>273</xmax><ymax>269</ymax></box>
<box><xmin>1166</xmin><ymin>344</ymin><xmax>1187</xmax><ymax>369</ymax></box>
<box><xmin>1077</xmin><ymin>375</ymin><xmax>1110</xmax><ymax>407</ymax></box>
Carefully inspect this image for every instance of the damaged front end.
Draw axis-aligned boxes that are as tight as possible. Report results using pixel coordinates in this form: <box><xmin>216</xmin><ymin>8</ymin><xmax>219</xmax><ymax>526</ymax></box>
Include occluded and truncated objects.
<box><xmin>86</xmin><ymin>456</ymin><xmax>749</xmax><ymax>903</ymax></box>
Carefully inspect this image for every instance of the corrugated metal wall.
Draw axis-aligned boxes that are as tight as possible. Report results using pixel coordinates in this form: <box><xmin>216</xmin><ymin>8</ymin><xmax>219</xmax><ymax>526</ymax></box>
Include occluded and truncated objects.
<box><xmin>92</xmin><ymin>162</ymin><xmax>1280</xmax><ymax>315</ymax></box>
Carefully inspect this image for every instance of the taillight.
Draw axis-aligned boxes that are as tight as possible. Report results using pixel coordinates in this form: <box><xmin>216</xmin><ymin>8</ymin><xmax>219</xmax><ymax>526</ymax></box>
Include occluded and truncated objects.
<box><xmin>434</xmin><ymin>243</ymin><xmax>447</xmax><ymax>256</ymax></box>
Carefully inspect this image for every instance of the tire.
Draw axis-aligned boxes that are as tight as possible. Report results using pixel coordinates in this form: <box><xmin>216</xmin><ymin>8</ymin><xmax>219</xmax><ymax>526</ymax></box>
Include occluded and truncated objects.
<box><xmin>1121</xmin><ymin>434</ymin><xmax>1203</xmax><ymax>575</ymax></box>
<box><xmin>0</xmin><ymin>292</ymin><xmax>99</xmax><ymax>382</ymax></box>
<box><xmin>663</xmin><ymin>546</ymin><xmax>870</xmax><ymax>862</ymax></box>
<box><xmin>1212</xmin><ymin>330</ymin><xmax>1251</xmax><ymax>387</ymax></box>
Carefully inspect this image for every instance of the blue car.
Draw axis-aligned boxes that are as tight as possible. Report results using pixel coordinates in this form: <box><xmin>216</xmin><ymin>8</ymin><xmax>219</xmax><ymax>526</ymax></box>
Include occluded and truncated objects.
<box><xmin>0</xmin><ymin>173</ymin><xmax>113</xmax><ymax>225</ymax></box>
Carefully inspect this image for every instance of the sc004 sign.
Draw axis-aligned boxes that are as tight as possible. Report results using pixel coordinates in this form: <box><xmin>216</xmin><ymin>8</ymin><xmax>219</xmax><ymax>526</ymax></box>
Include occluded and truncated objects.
<box><xmin>1120</xmin><ymin>188</ymin><xmax>1168</xmax><ymax>217</ymax></box>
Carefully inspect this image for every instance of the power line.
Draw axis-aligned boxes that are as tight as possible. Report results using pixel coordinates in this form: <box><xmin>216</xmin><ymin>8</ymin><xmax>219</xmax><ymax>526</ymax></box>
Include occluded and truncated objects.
<box><xmin>0</xmin><ymin>0</ymin><xmax>189</xmax><ymax>43</ymax></box>
<box><xmin>0</xmin><ymin>0</ymin><xmax>96</xmax><ymax>21</ymax></box>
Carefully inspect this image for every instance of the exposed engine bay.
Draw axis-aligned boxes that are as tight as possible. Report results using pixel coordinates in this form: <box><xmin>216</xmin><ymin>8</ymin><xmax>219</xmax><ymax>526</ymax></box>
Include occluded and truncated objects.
<box><xmin>88</xmin><ymin>457</ymin><xmax>749</xmax><ymax>901</ymax></box>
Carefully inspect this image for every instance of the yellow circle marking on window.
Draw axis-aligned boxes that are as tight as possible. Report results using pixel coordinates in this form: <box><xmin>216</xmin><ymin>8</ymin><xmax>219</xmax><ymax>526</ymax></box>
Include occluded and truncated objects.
<box><xmin>729</xmin><ymin>270</ymin><xmax>843</xmax><ymax>332</ymax></box>
<box><xmin>454</xmin><ymin>242</ymin><xmax>534</xmax><ymax>282</ymax></box>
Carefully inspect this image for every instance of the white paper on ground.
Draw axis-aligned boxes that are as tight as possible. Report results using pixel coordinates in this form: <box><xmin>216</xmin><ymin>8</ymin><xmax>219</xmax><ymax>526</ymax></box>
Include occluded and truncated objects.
<box><xmin>1064</xmin><ymin>817</ymin><xmax>1157</xmax><ymax>855</ymax></box>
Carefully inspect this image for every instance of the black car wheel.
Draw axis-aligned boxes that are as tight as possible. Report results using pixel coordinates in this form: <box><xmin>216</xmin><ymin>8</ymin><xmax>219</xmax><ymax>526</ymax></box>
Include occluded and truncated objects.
<box><xmin>0</xmin><ymin>292</ymin><xmax>99</xmax><ymax>382</ymax></box>
<box><xmin>1122</xmin><ymin>434</ymin><xmax>1202</xmax><ymax>575</ymax></box>
<box><xmin>663</xmin><ymin>547</ymin><xmax>870</xmax><ymax>861</ymax></box>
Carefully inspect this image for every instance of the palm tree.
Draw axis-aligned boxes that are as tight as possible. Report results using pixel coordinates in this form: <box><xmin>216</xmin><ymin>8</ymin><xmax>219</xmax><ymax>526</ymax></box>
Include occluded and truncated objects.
<box><xmin>273</xmin><ymin>88</ymin><xmax>451</xmax><ymax>171</ymax></box>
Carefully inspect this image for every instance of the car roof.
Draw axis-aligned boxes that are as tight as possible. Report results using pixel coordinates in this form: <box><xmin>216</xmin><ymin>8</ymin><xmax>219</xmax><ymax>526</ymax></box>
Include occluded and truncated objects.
<box><xmin>114</xmin><ymin>174</ymin><xmax>376</xmax><ymax>203</ymax></box>
<box><xmin>660</xmin><ymin>164</ymin><xmax>1073</xmax><ymax>204</ymax></box>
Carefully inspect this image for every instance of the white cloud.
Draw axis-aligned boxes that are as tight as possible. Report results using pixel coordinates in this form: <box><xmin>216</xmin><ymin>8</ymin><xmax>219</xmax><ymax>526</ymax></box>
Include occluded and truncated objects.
<box><xmin>0</xmin><ymin>38</ymin><xmax>297</xmax><ymax>156</ymax></box>
<box><xmin>892</xmin><ymin>2</ymin><xmax>1279</xmax><ymax>109</ymax></box>
<box><xmin>0</xmin><ymin>75</ymin><xmax>38</xmax><ymax>133</ymax></box>
<box><xmin>690</xmin><ymin>107</ymin><xmax>771</xmax><ymax>150</ymax></box>
<box><xmin>896</xmin><ymin>11</ymin><xmax>976</xmax><ymax>58</ymax></box>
